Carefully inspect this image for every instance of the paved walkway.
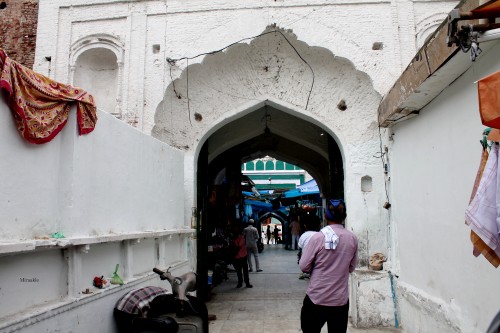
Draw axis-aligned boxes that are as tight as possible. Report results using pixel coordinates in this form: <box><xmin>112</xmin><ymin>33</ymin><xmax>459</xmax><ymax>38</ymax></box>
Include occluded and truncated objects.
<box><xmin>206</xmin><ymin>244</ymin><xmax>401</xmax><ymax>333</ymax></box>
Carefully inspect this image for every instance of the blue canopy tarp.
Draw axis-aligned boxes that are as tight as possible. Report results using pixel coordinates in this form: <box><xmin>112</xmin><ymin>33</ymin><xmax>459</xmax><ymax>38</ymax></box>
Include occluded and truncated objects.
<box><xmin>244</xmin><ymin>199</ymin><xmax>273</xmax><ymax>212</ymax></box>
<box><xmin>283</xmin><ymin>179</ymin><xmax>319</xmax><ymax>198</ymax></box>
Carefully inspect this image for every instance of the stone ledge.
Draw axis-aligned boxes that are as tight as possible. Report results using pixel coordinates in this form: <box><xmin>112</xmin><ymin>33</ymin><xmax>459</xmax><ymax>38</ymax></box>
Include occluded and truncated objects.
<box><xmin>0</xmin><ymin>228</ymin><xmax>196</xmax><ymax>256</ymax></box>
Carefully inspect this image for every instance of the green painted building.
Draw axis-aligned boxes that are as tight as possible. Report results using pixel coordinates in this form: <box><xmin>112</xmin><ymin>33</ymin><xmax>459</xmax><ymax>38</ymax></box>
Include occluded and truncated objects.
<box><xmin>241</xmin><ymin>157</ymin><xmax>310</xmax><ymax>190</ymax></box>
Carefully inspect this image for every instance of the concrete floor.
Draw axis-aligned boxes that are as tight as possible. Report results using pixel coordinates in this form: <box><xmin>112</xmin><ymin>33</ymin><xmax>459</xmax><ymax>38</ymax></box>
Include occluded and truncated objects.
<box><xmin>206</xmin><ymin>244</ymin><xmax>402</xmax><ymax>333</ymax></box>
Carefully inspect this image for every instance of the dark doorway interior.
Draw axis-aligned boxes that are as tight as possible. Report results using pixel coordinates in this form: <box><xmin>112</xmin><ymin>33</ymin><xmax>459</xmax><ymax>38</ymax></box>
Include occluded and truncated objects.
<box><xmin>196</xmin><ymin>105</ymin><xmax>344</xmax><ymax>301</ymax></box>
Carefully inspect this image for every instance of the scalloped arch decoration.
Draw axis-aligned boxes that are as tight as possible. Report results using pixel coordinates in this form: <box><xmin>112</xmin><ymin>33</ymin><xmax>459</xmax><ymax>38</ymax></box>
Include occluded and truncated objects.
<box><xmin>415</xmin><ymin>13</ymin><xmax>448</xmax><ymax>49</ymax></box>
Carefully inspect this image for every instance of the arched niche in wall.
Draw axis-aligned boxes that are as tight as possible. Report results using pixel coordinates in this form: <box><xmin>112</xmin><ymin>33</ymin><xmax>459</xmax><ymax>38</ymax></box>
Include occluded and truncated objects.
<box><xmin>415</xmin><ymin>13</ymin><xmax>447</xmax><ymax>50</ymax></box>
<box><xmin>70</xmin><ymin>34</ymin><xmax>125</xmax><ymax>118</ymax></box>
<box><xmin>361</xmin><ymin>175</ymin><xmax>372</xmax><ymax>193</ymax></box>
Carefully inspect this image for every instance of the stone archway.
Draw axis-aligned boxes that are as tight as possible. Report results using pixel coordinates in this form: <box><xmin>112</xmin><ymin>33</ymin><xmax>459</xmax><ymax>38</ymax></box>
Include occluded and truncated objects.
<box><xmin>152</xmin><ymin>26</ymin><xmax>381</xmax><ymax>155</ymax></box>
<box><xmin>203</xmin><ymin>102</ymin><xmax>342</xmax><ymax>199</ymax></box>
<box><xmin>191</xmin><ymin>97</ymin><xmax>346</xmax><ymax>300</ymax></box>
<box><xmin>153</xmin><ymin>26</ymin><xmax>389</xmax><ymax>303</ymax></box>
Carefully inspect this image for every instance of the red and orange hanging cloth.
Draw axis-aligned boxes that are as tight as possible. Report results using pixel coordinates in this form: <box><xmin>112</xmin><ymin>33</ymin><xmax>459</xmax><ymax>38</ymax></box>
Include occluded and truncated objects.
<box><xmin>0</xmin><ymin>49</ymin><xmax>97</xmax><ymax>144</ymax></box>
<box><xmin>478</xmin><ymin>70</ymin><xmax>500</xmax><ymax>129</ymax></box>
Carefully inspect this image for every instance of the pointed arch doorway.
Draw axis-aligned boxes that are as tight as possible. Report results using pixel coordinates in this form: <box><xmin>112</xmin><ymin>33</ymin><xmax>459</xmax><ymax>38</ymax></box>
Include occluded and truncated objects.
<box><xmin>195</xmin><ymin>101</ymin><xmax>344</xmax><ymax>300</ymax></box>
<box><xmin>151</xmin><ymin>27</ymin><xmax>384</xmax><ymax>301</ymax></box>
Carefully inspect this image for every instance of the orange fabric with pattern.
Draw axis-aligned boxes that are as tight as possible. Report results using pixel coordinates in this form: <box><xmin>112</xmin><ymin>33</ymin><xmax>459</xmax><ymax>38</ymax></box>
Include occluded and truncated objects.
<box><xmin>0</xmin><ymin>49</ymin><xmax>97</xmax><ymax>144</ymax></box>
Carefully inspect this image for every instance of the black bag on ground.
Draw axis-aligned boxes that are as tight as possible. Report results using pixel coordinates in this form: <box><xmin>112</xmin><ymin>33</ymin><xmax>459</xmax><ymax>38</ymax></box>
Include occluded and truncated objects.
<box><xmin>257</xmin><ymin>240</ymin><xmax>264</xmax><ymax>253</ymax></box>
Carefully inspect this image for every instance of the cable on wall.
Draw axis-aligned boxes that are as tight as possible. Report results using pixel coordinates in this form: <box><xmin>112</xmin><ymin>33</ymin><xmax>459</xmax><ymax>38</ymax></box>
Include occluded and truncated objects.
<box><xmin>165</xmin><ymin>29</ymin><xmax>316</xmax><ymax>125</ymax></box>
<box><xmin>375</xmin><ymin>108</ymin><xmax>391</xmax><ymax>209</ymax></box>
<box><xmin>186</xmin><ymin>57</ymin><xmax>191</xmax><ymax>125</ymax></box>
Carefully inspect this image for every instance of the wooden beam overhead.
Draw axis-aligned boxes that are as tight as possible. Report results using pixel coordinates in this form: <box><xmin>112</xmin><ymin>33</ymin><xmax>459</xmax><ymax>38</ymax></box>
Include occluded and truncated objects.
<box><xmin>378</xmin><ymin>0</ymin><xmax>493</xmax><ymax>127</ymax></box>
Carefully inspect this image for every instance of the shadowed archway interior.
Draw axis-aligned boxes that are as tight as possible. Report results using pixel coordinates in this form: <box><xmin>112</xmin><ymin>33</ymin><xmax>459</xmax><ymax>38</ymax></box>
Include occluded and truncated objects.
<box><xmin>196</xmin><ymin>104</ymin><xmax>344</xmax><ymax>300</ymax></box>
<box><xmin>206</xmin><ymin>105</ymin><xmax>337</xmax><ymax>196</ymax></box>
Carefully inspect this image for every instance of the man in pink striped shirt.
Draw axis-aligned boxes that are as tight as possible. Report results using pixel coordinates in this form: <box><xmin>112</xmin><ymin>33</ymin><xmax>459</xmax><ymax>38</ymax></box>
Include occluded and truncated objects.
<box><xmin>299</xmin><ymin>199</ymin><xmax>358</xmax><ymax>333</ymax></box>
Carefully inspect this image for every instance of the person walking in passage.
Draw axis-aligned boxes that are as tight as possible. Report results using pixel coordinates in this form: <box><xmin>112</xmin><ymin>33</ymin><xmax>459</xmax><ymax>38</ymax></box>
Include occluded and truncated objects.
<box><xmin>297</xmin><ymin>216</ymin><xmax>320</xmax><ymax>279</ymax></box>
<box><xmin>242</xmin><ymin>219</ymin><xmax>262</xmax><ymax>272</ymax></box>
<box><xmin>299</xmin><ymin>199</ymin><xmax>358</xmax><ymax>333</ymax></box>
<box><xmin>232</xmin><ymin>225</ymin><xmax>252</xmax><ymax>288</ymax></box>
<box><xmin>298</xmin><ymin>216</ymin><xmax>320</xmax><ymax>253</ymax></box>
<box><xmin>273</xmin><ymin>225</ymin><xmax>280</xmax><ymax>244</ymax></box>
<box><xmin>266</xmin><ymin>225</ymin><xmax>272</xmax><ymax>245</ymax></box>
<box><xmin>290</xmin><ymin>215</ymin><xmax>301</xmax><ymax>250</ymax></box>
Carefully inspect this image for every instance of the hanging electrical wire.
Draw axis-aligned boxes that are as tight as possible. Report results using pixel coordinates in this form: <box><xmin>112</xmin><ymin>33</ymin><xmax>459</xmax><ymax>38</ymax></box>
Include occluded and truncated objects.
<box><xmin>455</xmin><ymin>24</ymin><xmax>483</xmax><ymax>62</ymax></box>
<box><xmin>165</xmin><ymin>29</ymin><xmax>316</xmax><ymax>125</ymax></box>
<box><xmin>384</xmin><ymin>111</ymin><xmax>419</xmax><ymax>123</ymax></box>
<box><xmin>186</xmin><ymin>58</ymin><xmax>191</xmax><ymax>126</ymax></box>
<box><xmin>167</xmin><ymin>58</ymin><xmax>181</xmax><ymax>99</ymax></box>
<box><xmin>375</xmin><ymin>109</ymin><xmax>391</xmax><ymax>208</ymax></box>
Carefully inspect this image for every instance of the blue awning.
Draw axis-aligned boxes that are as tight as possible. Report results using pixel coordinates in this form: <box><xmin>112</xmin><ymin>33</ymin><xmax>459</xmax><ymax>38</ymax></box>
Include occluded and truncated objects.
<box><xmin>283</xmin><ymin>189</ymin><xmax>302</xmax><ymax>198</ymax></box>
<box><xmin>297</xmin><ymin>179</ymin><xmax>319</xmax><ymax>193</ymax></box>
<box><xmin>244</xmin><ymin>199</ymin><xmax>273</xmax><ymax>211</ymax></box>
<box><xmin>283</xmin><ymin>189</ymin><xmax>319</xmax><ymax>198</ymax></box>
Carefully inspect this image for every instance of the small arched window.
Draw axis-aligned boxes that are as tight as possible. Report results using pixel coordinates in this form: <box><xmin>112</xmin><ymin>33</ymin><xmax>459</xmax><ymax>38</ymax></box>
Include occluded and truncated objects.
<box><xmin>70</xmin><ymin>34</ymin><xmax>124</xmax><ymax>119</ymax></box>
<box><xmin>361</xmin><ymin>175</ymin><xmax>373</xmax><ymax>192</ymax></box>
<box><xmin>73</xmin><ymin>48</ymin><xmax>118</xmax><ymax>115</ymax></box>
<box><xmin>265</xmin><ymin>160</ymin><xmax>275</xmax><ymax>170</ymax></box>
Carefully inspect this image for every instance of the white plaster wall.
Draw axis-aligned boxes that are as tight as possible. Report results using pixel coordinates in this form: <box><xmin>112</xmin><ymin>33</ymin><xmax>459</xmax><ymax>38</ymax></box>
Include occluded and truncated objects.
<box><xmin>0</xmin><ymin>107</ymin><xmax>62</xmax><ymax>239</ymax></box>
<box><xmin>350</xmin><ymin>270</ymin><xmax>396</xmax><ymax>328</ymax></box>
<box><xmin>346</xmin><ymin>163</ymin><xmax>392</xmax><ymax>267</ymax></box>
<box><xmin>0</xmin><ymin>260</ymin><xmax>191</xmax><ymax>333</ymax></box>
<box><xmin>69</xmin><ymin>111</ymin><xmax>185</xmax><ymax>236</ymax></box>
<box><xmin>0</xmin><ymin>97</ymin><xmax>193</xmax><ymax>332</ymax></box>
<box><xmin>0</xmin><ymin>250</ymin><xmax>68</xmax><ymax>319</ymax></box>
<box><xmin>35</xmin><ymin>0</ymin><xmax>459</xmax><ymax>133</ymax></box>
<box><xmin>0</xmin><ymin>106</ymin><xmax>185</xmax><ymax>239</ymax></box>
<box><xmin>389</xmin><ymin>41</ymin><xmax>500</xmax><ymax>332</ymax></box>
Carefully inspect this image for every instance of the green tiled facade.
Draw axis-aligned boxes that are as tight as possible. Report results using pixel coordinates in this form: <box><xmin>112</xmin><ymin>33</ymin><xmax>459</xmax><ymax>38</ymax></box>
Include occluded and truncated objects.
<box><xmin>242</xmin><ymin>158</ymin><xmax>307</xmax><ymax>190</ymax></box>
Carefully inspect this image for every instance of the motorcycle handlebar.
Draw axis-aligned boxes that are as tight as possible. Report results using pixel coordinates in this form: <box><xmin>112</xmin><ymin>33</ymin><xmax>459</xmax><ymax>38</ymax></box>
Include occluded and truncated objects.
<box><xmin>153</xmin><ymin>268</ymin><xmax>164</xmax><ymax>275</ymax></box>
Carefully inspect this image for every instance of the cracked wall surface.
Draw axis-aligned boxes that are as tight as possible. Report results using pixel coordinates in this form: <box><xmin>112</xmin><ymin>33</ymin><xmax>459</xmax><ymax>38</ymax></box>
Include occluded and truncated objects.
<box><xmin>153</xmin><ymin>27</ymin><xmax>380</xmax><ymax>151</ymax></box>
<box><xmin>350</xmin><ymin>270</ymin><xmax>395</xmax><ymax>328</ymax></box>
